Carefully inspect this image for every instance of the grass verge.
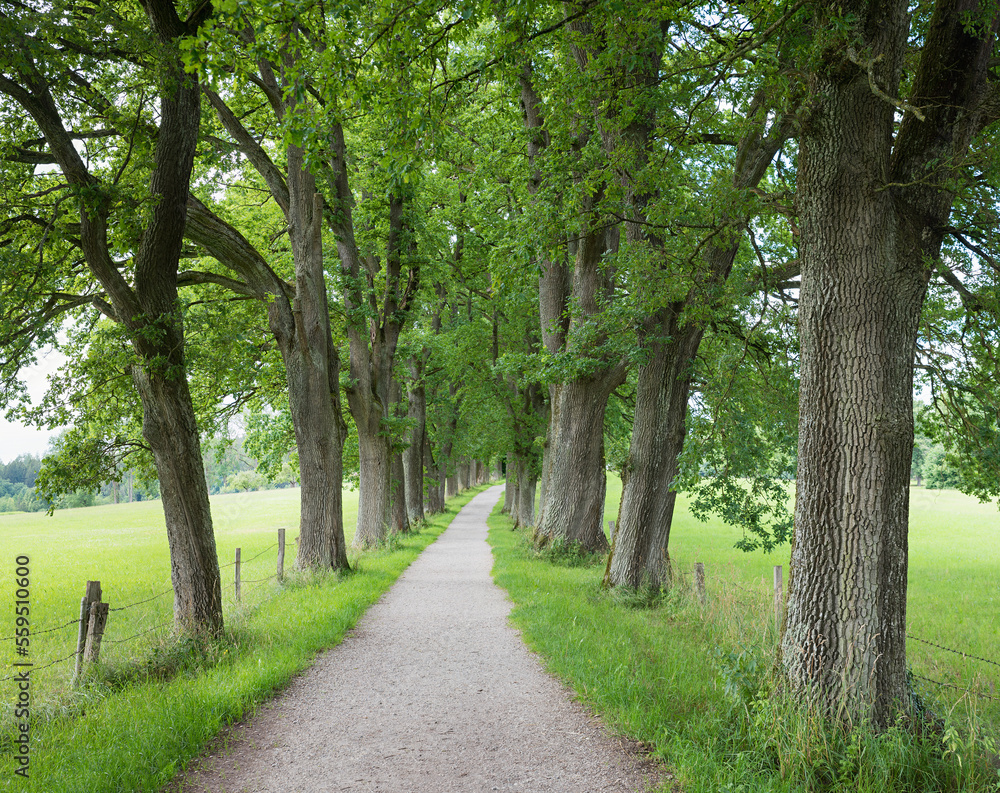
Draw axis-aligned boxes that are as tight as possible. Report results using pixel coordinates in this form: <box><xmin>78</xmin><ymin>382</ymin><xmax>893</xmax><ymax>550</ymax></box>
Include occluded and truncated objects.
<box><xmin>6</xmin><ymin>485</ymin><xmax>490</xmax><ymax>793</ymax></box>
<box><xmin>488</xmin><ymin>502</ymin><xmax>1000</xmax><ymax>792</ymax></box>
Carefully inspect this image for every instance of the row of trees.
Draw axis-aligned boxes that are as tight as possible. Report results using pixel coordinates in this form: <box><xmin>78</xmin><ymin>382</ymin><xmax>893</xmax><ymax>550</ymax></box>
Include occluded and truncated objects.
<box><xmin>2</xmin><ymin>0</ymin><xmax>999</xmax><ymax>732</ymax></box>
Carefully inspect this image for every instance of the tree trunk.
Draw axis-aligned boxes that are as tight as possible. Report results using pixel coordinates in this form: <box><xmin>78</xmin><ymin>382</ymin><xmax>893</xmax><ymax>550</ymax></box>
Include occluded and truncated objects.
<box><xmin>326</xmin><ymin>126</ymin><xmax>419</xmax><ymax>548</ymax></box>
<box><xmin>503</xmin><ymin>452</ymin><xmax>515</xmax><ymax>515</ymax></box>
<box><xmin>424</xmin><ymin>433</ymin><xmax>444</xmax><ymax>514</ymax></box>
<box><xmin>780</xmin><ymin>0</ymin><xmax>998</xmax><ymax>727</ymax></box>
<box><xmin>26</xmin><ymin>11</ymin><xmax>226</xmax><ymax>636</ymax></box>
<box><xmin>605</xmin><ymin>319</ymin><xmax>703</xmax><ymax>588</ymax></box>
<box><xmin>390</xmin><ymin>450</ymin><xmax>408</xmax><ymax>534</ymax></box>
<box><xmin>534</xmin><ymin>375</ymin><xmax>619</xmax><ymax>552</ymax></box>
<box><xmin>132</xmin><ymin>368</ymin><xmax>222</xmax><ymax>635</ymax></box>
<box><xmin>389</xmin><ymin>380</ymin><xmax>409</xmax><ymax>535</ymax></box>
<box><xmin>403</xmin><ymin>364</ymin><xmax>426</xmax><ymax>524</ymax></box>
<box><xmin>458</xmin><ymin>459</ymin><xmax>470</xmax><ymax>491</ymax></box>
<box><xmin>354</xmin><ymin>409</ymin><xmax>393</xmax><ymax>547</ymax></box>
<box><xmin>783</xmin><ymin>70</ymin><xmax>917</xmax><ymax>720</ymax></box>
<box><xmin>514</xmin><ymin>454</ymin><xmax>537</xmax><ymax>529</ymax></box>
<box><xmin>284</xmin><ymin>152</ymin><xmax>350</xmax><ymax>571</ymax></box>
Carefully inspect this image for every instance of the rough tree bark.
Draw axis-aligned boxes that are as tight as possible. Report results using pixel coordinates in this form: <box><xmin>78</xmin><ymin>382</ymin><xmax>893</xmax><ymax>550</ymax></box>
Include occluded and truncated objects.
<box><xmin>424</xmin><ymin>432</ymin><xmax>444</xmax><ymax>513</ymax></box>
<box><xmin>403</xmin><ymin>356</ymin><xmax>427</xmax><ymax>523</ymax></box>
<box><xmin>503</xmin><ymin>452</ymin><xmax>516</xmax><ymax>515</ymax></box>
<box><xmin>781</xmin><ymin>0</ymin><xmax>999</xmax><ymax>727</ymax></box>
<box><xmin>286</xmin><ymin>156</ymin><xmax>351</xmax><ymax>568</ymax></box>
<box><xmin>0</xmin><ymin>0</ymin><xmax>223</xmax><ymax>633</ymax></box>
<box><xmin>604</xmin><ymin>61</ymin><xmax>792</xmax><ymax>587</ymax></box>
<box><xmin>389</xmin><ymin>380</ymin><xmax>410</xmax><ymax>534</ymax></box>
<box><xmin>325</xmin><ymin>125</ymin><xmax>419</xmax><ymax>548</ymax></box>
<box><xmin>519</xmin><ymin>59</ymin><xmax>625</xmax><ymax>553</ymax></box>
<box><xmin>188</xmin><ymin>64</ymin><xmax>351</xmax><ymax>574</ymax></box>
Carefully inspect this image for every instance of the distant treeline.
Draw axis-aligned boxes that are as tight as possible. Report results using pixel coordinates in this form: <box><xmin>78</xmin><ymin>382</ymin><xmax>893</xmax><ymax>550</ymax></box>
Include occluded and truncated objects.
<box><xmin>0</xmin><ymin>437</ymin><xmax>298</xmax><ymax>514</ymax></box>
<box><xmin>0</xmin><ymin>454</ymin><xmax>43</xmax><ymax>512</ymax></box>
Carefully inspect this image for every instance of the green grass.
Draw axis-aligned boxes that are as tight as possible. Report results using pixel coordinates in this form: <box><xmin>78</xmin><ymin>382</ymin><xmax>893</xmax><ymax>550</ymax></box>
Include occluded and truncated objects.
<box><xmin>600</xmin><ymin>476</ymin><xmax>1000</xmax><ymax>729</ymax></box>
<box><xmin>490</xmin><ymin>476</ymin><xmax>1000</xmax><ymax>792</ymax></box>
<box><xmin>0</xmin><ymin>484</ymin><xmax>490</xmax><ymax>792</ymax></box>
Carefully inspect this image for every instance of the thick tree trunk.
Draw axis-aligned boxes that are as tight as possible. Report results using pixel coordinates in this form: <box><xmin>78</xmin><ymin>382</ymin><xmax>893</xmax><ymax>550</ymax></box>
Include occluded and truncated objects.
<box><xmin>536</xmin><ymin>423</ymin><xmax>552</xmax><ymax>526</ymax></box>
<box><xmin>783</xmin><ymin>81</ymin><xmax>917</xmax><ymax>722</ymax></box>
<box><xmin>423</xmin><ymin>434</ymin><xmax>444</xmax><ymax>514</ymax></box>
<box><xmin>514</xmin><ymin>454</ymin><xmax>537</xmax><ymax>529</ymax></box>
<box><xmin>285</xmin><ymin>153</ymin><xmax>350</xmax><ymax>571</ymax></box>
<box><xmin>390</xmin><ymin>450</ymin><xmax>408</xmax><ymax>534</ymax></box>
<box><xmin>458</xmin><ymin>459</ymin><xmax>470</xmax><ymax>491</ymax></box>
<box><xmin>132</xmin><ymin>368</ymin><xmax>222</xmax><ymax>635</ymax></box>
<box><xmin>605</xmin><ymin>319</ymin><xmax>702</xmax><ymax>588</ymax></box>
<box><xmin>503</xmin><ymin>452</ymin><xmax>515</xmax><ymax>515</ymax></box>
<box><xmin>403</xmin><ymin>371</ymin><xmax>426</xmax><ymax>524</ymax></box>
<box><xmin>534</xmin><ymin>376</ymin><xmax>619</xmax><ymax>552</ymax></box>
<box><xmin>389</xmin><ymin>380</ymin><xmax>410</xmax><ymax>534</ymax></box>
<box><xmin>354</xmin><ymin>418</ymin><xmax>393</xmax><ymax>547</ymax></box>
<box><xmin>781</xmin><ymin>0</ymin><xmax>999</xmax><ymax>729</ymax></box>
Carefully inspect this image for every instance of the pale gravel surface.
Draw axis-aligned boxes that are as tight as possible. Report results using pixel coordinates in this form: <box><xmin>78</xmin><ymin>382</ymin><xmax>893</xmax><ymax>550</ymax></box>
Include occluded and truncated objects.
<box><xmin>167</xmin><ymin>486</ymin><xmax>665</xmax><ymax>793</ymax></box>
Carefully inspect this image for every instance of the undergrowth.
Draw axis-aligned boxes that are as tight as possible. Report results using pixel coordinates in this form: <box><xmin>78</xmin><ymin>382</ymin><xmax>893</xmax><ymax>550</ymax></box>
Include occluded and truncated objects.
<box><xmin>5</xmin><ymin>485</ymin><xmax>489</xmax><ymax>793</ymax></box>
<box><xmin>488</xmin><ymin>505</ymin><xmax>1000</xmax><ymax>793</ymax></box>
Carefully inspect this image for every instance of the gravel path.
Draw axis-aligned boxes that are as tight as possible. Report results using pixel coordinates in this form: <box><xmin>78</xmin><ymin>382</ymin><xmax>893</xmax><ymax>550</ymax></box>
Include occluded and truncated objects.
<box><xmin>168</xmin><ymin>486</ymin><xmax>663</xmax><ymax>793</ymax></box>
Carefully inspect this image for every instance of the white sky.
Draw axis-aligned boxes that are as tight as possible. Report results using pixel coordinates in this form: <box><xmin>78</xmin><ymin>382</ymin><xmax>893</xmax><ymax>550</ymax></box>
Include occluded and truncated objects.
<box><xmin>0</xmin><ymin>347</ymin><xmax>68</xmax><ymax>464</ymax></box>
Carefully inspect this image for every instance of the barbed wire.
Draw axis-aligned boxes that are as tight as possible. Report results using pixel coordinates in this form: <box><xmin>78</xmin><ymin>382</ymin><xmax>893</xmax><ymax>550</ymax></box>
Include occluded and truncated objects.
<box><xmin>907</xmin><ymin>634</ymin><xmax>1000</xmax><ymax>670</ymax></box>
<box><xmin>221</xmin><ymin>542</ymin><xmax>279</xmax><ymax>569</ymax></box>
<box><xmin>103</xmin><ymin>621</ymin><xmax>173</xmax><ymax>645</ymax></box>
<box><xmin>0</xmin><ymin>650</ymin><xmax>80</xmax><ymax>681</ymax></box>
<box><xmin>0</xmin><ymin>618</ymin><xmax>79</xmax><ymax>643</ymax></box>
<box><xmin>241</xmin><ymin>543</ymin><xmax>279</xmax><ymax>565</ymax></box>
<box><xmin>240</xmin><ymin>574</ymin><xmax>278</xmax><ymax>586</ymax></box>
<box><xmin>109</xmin><ymin>587</ymin><xmax>174</xmax><ymax>613</ymax></box>
<box><xmin>912</xmin><ymin>672</ymin><xmax>997</xmax><ymax>702</ymax></box>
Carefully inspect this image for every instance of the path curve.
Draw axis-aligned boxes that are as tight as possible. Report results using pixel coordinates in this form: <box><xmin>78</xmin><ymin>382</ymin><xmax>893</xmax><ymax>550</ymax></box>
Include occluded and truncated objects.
<box><xmin>169</xmin><ymin>486</ymin><xmax>661</xmax><ymax>792</ymax></box>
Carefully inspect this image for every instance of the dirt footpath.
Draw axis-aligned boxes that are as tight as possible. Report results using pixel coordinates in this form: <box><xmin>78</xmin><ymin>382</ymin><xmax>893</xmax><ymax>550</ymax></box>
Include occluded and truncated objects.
<box><xmin>168</xmin><ymin>486</ymin><xmax>664</xmax><ymax>792</ymax></box>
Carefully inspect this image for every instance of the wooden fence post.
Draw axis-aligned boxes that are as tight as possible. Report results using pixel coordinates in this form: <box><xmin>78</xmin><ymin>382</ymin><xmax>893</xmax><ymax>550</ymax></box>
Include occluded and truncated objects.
<box><xmin>277</xmin><ymin>529</ymin><xmax>286</xmax><ymax>583</ymax></box>
<box><xmin>694</xmin><ymin>563</ymin><xmax>706</xmax><ymax>604</ymax></box>
<box><xmin>773</xmin><ymin>565</ymin><xmax>783</xmax><ymax>629</ymax></box>
<box><xmin>235</xmin><ymin>547</ymin><xmax>241</xmax><ymax>603</ymax></box>
<box><xmin>73</xmin><ymin>580</ymin><xmax>101</xmax><ymax>685</ymax></box>
<box><xmin>83</xmin><ymin>602</ymin><xmax>109</xmax><ymax>664</ymax></box>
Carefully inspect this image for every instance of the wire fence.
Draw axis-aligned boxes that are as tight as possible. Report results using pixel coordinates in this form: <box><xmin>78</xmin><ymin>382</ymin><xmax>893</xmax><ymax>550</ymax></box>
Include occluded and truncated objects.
<box><xmin>1</xmin><ymin>531</ymin><xmax>290</xmax><ymax>686</ymax></box>
<box><xmin>685</xmin><ymin>562</ymin><xmax>999</xmax><ymax>709</ymax></box>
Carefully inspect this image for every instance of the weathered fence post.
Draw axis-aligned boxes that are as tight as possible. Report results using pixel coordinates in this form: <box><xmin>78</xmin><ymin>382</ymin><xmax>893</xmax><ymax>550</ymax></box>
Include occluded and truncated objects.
<box><xmin>694</xmin><ymin>563</ymin><xmax>706</xmax><ymax>605</ymax></box>
<box><xmin>235</xmin><ymin>547</ymin><xmax>241</xmax><ymax>603</ymax></box>
<box><xmin>73</xmin><ymin>580</ymin><xmax>101</xmax><ymax>685</ymax></box>
<box><xmin>773</xmin><ymin>565</ymin><xmax>783</xmax><ymax>629</ymax></box>
<box><xmin>277</xmin><ymin>529</ymin><xmax>286</xmax><ymax>583</ymax></box>
<box><xmin>83</xmin><ymin>601</ymin><xmax>109</xmax><ymax>664</ymax></box>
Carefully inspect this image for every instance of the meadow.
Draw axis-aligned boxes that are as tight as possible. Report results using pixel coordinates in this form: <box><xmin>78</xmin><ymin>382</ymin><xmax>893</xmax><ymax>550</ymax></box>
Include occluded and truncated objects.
<box><xmin>0</xmin><ymin>477</ymin><xmax>996</xmax><ymax>792</ymax></box>
<box><xmin>651</xmin><ymin>480</ymin><xmax>1000</xmax><ymax>721</ymax></box>
<box><xmin>0</xmin><ymin>484</ymin><xmax>489</xmax><ymax>792</ymax></box>
<box><xmin>0</xmin><ymin>487</ymin><xmax>336</xmax><ymax>696</ymax></box>
<box><xmin>488</xmin><ymin>476</ymin><xmax>999</xmax><ymax>791</ymax></box>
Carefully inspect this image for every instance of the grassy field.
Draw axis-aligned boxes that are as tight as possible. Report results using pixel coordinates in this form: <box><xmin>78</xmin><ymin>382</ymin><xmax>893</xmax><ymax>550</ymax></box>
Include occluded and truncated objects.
<box><xmin>0</xmin><ymin>487</ymin><xmax>344</xmax><ymax>696</ymax></box>
<box><xmin>632</xmin><ymin>479</ymin><xmax>1000</xmax><ymax>720</ymax></box>
<box><xmin>489</xmin><ymin>475</ymin><xmax>999</xmax><ymax>791</ymax></box>
<box><xmin>0</xmin><ymin>484</ymin><xmax>490</xmax><ymax>792</ymax></box>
